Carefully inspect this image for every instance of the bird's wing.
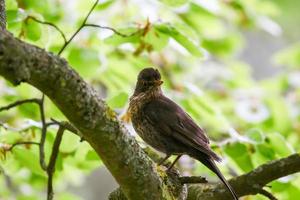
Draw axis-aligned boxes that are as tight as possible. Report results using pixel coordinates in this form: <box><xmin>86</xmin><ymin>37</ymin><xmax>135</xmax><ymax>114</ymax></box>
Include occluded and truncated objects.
<box><xmin>143</xmin><ymin>96</ymin><xmax>220</xmax><ymax>160</ymax></box>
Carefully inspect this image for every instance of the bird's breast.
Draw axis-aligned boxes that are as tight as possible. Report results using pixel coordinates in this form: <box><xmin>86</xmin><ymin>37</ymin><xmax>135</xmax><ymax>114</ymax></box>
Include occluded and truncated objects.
<box><xmin>128</xmin><ymin>96</ymin><xmax>169</xmax><ymax>153</ymax></box>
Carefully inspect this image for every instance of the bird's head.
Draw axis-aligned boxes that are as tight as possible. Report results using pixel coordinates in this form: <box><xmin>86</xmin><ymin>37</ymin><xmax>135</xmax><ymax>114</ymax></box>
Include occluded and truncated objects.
<box><xmin>134</xmin><ymin>67</ymin><xmax>163</xmax><ymax>95</ymax></box>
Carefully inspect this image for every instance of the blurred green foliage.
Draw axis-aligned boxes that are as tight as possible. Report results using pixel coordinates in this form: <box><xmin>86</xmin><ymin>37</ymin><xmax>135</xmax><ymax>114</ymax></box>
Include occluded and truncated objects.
<box><xmin>1</xmin><ymin>0</ymin><xmax>300</xmax><ymax>199</ymax></box>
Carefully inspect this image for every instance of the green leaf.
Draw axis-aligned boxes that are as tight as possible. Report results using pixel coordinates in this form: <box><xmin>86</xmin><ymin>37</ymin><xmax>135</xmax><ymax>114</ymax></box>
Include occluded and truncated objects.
<box><xmin>68</xmin><ymin>46</ymin><xmax>101</xmax><ymax>77</ymax></box>
<box><xmin>13</xmin><ymin>148</ymin><xmax>45</xmax><ymax>176</ymax></box>
<box><xmin>267</xmin><ymin>132</ymin><xmax>294</xmax><ymax>157</ymax></box>
<box><xmin>104</xmin><ymin>27</ymin><xmax>141</xmax><ymax>45</ymax></box>
<box><xmin>256</xmin><ymin>143</ymin><xmax>276</xmax><ymax>160</ymax></box>
<box><xmin>179</xmin><ymin>3</ymin><xmax>225</xmax><ymax>38</ymax></box>
<box><xmin>60</xmin><ymin>131</ymin><xmax>80</xmax><ymax>153</ymax></box>
<box><xmin>57</xmin><ymin>192</ymin><xmax>82</xmax><ymax>200</ymax></box>
<box><xmin>17</xmin><ymin>195</ymin><xmax>40</xmax><ymax>200</ymax></box>
<box><xmin>107</xmin><ymin>92</ymin><xmax>128</xmax><ymax>108</ymax></box>
<box><xmin>144</xmin><ymin>28</ymin><xmax>169</xmax><ymax>51</ymax></box>
<box><xmin>155</xmin><ymin>24</ymin><xmax>205</xmax><ymax>57</ymax></box>
<box><xmin>24</xmin><ymin>20</ymin><xmax>42</xmax><ymax>41</ymax></box>
<box><xmin>6</xmin><ymin>9</ymin><xmax>27</xmax><ymax>23</ymax></box>
<box><xmin>270</xmin><ymin>182</ymin><xmax>300</xmax><ymax>200</ymax></box>
<box><xmin>266</xmin><ymin>97</ymin><xmax>292</xmax><ymax>134</ymax></box>
<box><xmin>55</xmin><ymin>153</ymin><xmax>64</xmax><ymax>171</ymax></box>
<box><xmin>202</xmin><ymin>35</ymin><xmax>242</xmax><ymax>58</ymax></box>
<box><xmin>6</xmin><ymin>0</ymin><xmax>18</xmax><ymax>10</ymax></box>
<box><xmin>245</xmin><ymin>128</ymin><xmax>264</xmax><ymax>143</ymax></box>
<box><xmin>159</xmin><ymin>0</ymin><xmax>189</xmax><ymax>7</ymax></box>
<box><xmin>86</xmin><ymin>150</ymin><xmax>100</xmax><ymax>161</ymax></box>
<box><xmin>18</xmin><ymin>102</ymin><xmax>39</xmax><ymax>118</ymax></box>
<box><xmin>95</xmin><ymin>0</ymin><xmax>116</xmax><ymax>10</ymax></box>
<box><xmin>224</xmin><ymin>142</ymin><xmax>254</xmax><ymax>172</ymax></box>
<box><xmin>0</xmin><ymin>131</ymin><xmax>22</xmax><ymax>143</ymax></box>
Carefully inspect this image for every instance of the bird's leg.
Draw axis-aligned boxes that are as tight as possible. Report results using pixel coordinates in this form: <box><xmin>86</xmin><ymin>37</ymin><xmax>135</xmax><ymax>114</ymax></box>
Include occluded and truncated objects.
<box><xmin>167</xmin><ymin>155</ymin><xmax>182</xmax><ymax>171</ymax></box>
<box><xmin>158</xmin><ymin>154</ymin><xmax>171</xmax><ymax>166</ymax></box>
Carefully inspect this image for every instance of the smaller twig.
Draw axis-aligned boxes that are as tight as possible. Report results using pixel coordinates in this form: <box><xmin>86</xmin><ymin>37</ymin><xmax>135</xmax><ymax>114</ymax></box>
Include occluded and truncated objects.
<box><xmin>0</xmin><ymin>121</ymin><xmax>54</xmax><ymax>132</ymax></box>
<box><xmin>26</xmin><ymin>16</ymin><xmax>67</xmax><ymax>43</ymax></box>
<box><xmin>0</xmin><ymin>98</ymin><xmax>40</xmax><ymax>112</ymax></box>
<box><xmin>47</xmin><ymin>124</ymin><xmax>65</xmax><ymax>200</ymax></box>
<box><xmin>50</xmin><ymin>118</ymin><xmax>80</xmax><ymax>136</ymax></box>
<box><xmin>0</xmin><ymin>165</ymin><xmax>17</xmax><ymax>194</ymax></box>
<box><xmin>51</xmin><ymin>118</ymin><xmax>84</xmax><ymax>141</ymax></box>
<box><xmin>8</xmin><ymin>141</ymin><xmax>40</xmax><ymax>151</ymax></box>
<box><xmin>257</xmin><ymin>189</ymin><xmax>278</xmax><ymax>200</ymax></box>
<box><xmin>84</xmin><ymin>23</ymin><xmax>140</xmax><ymax>37</ymax></box>
<box><xmin>0</xmin><ymin>96</ymin><xmax>47</xmax><ymax>171</ymax></box>
<box><xmin>46</xmin><ymin>121</ymin><xmax>57</xmax><ymax>128</ymax></box>
<box><xmin>38</xmin><ymin>94</ymin><xmax>47</xmax><ymax>170</ymax></box>
<box><xmin>57</xmin><ymin>0</ymin><xmax>145</xmax><ymax>56</ymax></box>
<box><xmin>179</xmin><ymin>176</ymin><xmax>208</xmax><ymax>184</ymax></box>
<box><xmin>0</xmin><ymin>122</ymin><xmax>8</xmax><ymax>129</ymax></box>
<box><xmin>58</xmin><ymin>0</ymin><xmax>99</xmax><ymax>55</ymax></box>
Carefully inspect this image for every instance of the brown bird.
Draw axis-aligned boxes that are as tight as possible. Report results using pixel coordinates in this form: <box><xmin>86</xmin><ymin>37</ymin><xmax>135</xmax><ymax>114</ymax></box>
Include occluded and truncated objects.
<box><xmin>128</xmin><ymin>67</ymin><xmax>238</xmax><ymax>200</ymax></box>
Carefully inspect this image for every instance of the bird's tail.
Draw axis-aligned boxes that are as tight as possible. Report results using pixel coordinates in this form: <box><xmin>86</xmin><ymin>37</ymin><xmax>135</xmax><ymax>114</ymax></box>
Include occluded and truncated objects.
<box><xmin>194</xmin><ymin>154</ymin><xmax>239</xmax><ymax>200</ymax></box>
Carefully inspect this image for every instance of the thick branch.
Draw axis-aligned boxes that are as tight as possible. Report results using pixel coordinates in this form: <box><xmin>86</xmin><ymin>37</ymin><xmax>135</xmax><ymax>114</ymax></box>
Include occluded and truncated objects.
<box><xmin>187</xmin><ymin>153</ymin><xmax>300</xmax><ymax>200</ymax></box>
<box><xmin>0</xmin><ymin>29</ymin><xmax>180</xmax><ymax>200</ymax></box>
<box><xmin>0</xmin><ymin>0</ymin><xmax>5</xmax><ymax>29</ymax></box>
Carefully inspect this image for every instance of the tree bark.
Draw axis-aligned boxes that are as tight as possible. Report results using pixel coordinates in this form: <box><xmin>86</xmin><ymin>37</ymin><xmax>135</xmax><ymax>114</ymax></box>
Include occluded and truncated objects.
<box><xmin>0</xmin><ymin>0</ymin><xmax>5</xmax><ymax>29</ymax></box>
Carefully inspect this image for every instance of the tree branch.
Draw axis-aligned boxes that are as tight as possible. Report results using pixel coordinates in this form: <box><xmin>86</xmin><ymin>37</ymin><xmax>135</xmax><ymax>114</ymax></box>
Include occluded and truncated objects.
<box><xmin>84</xmin><ymin>23</ymin><xmax>140</xmax><ymax>37</ymax></box>
<box><xmin>256</xmin><ymin>189</ymin><xmax>278</xmax><ymax>200</ymax></box>
<box><xmin>0</xmin><ymin>165</ymin><xmax>18</xmax><ymax>194</ymax></box>
<box><xmin>8</xmin><ymin>141</ymin><xmax>40</xmax><ymax>151</ymax></box>
<box><xmin>0</xmin><ymin>29</ymin><xmax>181</xmax><ymax>199</ymax></box>
<box><xmin>0</xmin><ymin>0</ymin><xmax>5</xmax><ymax>29</ymax></box>
<box><xmin>179</xmin><ymin>176</ymin><xmax>207</xmax><ymax>184</ymax></box>
<box><xmin>0</xmin><ymin>96</ymin><xmax>48</xmax><ymax>170</ymax></box>
<box><xmin>50</xmin><ymin>118</ymin><xmax>81</xmax><ymax>137</ymax></box>
<box><xmin>38</xmin><ymin>94</ymin><xmax>47</xmax><ymax>170</ymax></box>
<box><xmin>187</xmin><ymin>153</ymin><xmax>300</xmax><ymax>200</ymax></box>
<box><xmin>47</xmin><ymin>123</ymin><xmax>65</xmax><ymax>200</ymax></box>
<box><xmin>26</xmin><ymin>16</ymin><xmax>67</xmax><ymax>43</ymax></box>
<box><xmin>0</xmin><ymin>98</ymin><xmax>40</xmax><ymax>112</ymax></box>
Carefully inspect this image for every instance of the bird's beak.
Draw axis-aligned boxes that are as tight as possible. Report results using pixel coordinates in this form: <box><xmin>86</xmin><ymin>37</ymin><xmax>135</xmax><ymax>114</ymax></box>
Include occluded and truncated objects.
<box><xmin>154</xmin><ymin>80</ymin><xmax>163</xmax><ymax>86</ymax></box>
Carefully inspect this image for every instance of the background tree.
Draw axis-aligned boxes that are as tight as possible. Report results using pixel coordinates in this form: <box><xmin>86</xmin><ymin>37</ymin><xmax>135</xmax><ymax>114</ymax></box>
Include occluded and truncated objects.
<box><xmin>0</xmin><ymin>0</ymin><xmax>300</xmax><ymax>200</ymax></box>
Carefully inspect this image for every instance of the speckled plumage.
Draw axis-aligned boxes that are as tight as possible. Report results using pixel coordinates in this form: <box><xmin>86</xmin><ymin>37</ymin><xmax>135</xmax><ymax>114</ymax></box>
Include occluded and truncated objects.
<box><xmin>128</xmin><ymin>68</ymin><xmax>238</xmax><ymax>200</ymax></box>
<box><xmin>129</xmin><ymin>87</ymin><xmax>167</xmax><ymax>153</ymax></box>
